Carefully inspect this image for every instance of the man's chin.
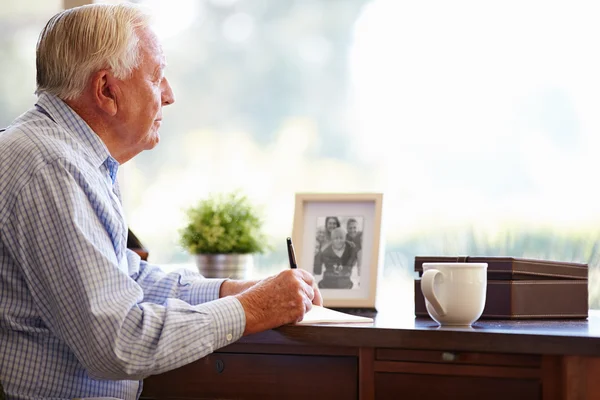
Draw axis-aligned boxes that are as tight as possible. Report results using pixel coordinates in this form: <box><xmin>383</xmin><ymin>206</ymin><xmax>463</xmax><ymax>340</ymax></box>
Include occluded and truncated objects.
<box><xmin>145</xmin><ymin>132</ymin><xmax>160</xmax><ymax>150</ymax></box>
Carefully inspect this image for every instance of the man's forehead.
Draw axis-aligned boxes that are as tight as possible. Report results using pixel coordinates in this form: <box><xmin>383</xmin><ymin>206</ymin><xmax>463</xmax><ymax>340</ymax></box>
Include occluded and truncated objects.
<box><xmin>138</xmin><ymin>27</ymin><xmax>165</xmax><ymax>58</ymax></box>
<box><xmin>139</xmin><ymin>37</ymin><xmax>167</xmax><ymax>71</ymax></box>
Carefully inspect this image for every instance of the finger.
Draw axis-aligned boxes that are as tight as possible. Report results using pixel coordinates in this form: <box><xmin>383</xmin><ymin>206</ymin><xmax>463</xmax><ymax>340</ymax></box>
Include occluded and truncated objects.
<box><xmin>294</xmin><ymin>295</ymin><xmax>312</xmax><ymax>323</ymax></box>
<box><xmin>289</xmin><ymin>269</ymin><xmax>315</xmax><ymax>295</ymax></box>
<box><xmin>294</xmin><ymin>268</ymin><xmax>315</xmax><ymax>286</ymax></box>
<box><xmin>303</xmin><ymin>294</ymin><xmax>313</xmax><ymax>314</ymax></box>
<box><xmin>298</xmin><ymin>277</ymin><xmax>315</xmax><ymax>301</ymax></box>
<box><xmin>312</xmin><ymin>282</ymin><xmax>323</xmax><ymax>306</ymax></box>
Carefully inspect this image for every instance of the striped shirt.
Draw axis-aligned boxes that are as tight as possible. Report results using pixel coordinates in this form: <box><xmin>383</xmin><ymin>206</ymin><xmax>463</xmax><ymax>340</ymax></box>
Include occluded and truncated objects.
<box><xmin>0</xmin><ymin>93</ymin><xmax>245</xmax><ymax>399</ymax></box>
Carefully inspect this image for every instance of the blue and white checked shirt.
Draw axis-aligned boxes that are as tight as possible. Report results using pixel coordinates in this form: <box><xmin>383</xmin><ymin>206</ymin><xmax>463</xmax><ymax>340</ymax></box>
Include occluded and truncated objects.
<box><xmin>0</xmin><ymin>93</ymin><xmax>246</xmax><ymax>399</ymax></box>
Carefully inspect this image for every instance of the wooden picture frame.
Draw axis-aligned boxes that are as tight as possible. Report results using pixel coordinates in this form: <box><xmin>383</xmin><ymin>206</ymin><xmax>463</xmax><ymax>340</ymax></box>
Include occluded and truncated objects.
<box><xmin>292</xmin><ymin>193</ymin><xmax>384</xmax><ymax>309</ymax></box>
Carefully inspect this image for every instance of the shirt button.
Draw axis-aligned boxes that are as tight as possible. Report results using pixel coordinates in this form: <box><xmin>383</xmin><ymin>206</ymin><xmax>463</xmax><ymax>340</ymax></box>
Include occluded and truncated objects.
<box><xmin>226</xmin><ymin>333</ymin><xmax>233</xmax><ymax>341</ymax></box>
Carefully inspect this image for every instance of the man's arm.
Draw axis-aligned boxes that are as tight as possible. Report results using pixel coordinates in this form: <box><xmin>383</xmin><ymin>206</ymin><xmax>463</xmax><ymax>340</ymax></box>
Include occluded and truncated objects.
<box><xmin>6</xmin><ymin>160</ymin><xmax>245</xmax><ymax>380</ymax></box>
<box><xmin>220</xmin><ymin>279</ymin><xmax>259</xmax><ymax>297</ymax></box>
<box><xmin>7</xmin><ymin>158</ymin><xmax>321</xmax><ymax>380</ymax></box>
<box><xmin>127</xmin><ymin>251</ymin><xmax>258</xmax><ymax>305</ymax></box>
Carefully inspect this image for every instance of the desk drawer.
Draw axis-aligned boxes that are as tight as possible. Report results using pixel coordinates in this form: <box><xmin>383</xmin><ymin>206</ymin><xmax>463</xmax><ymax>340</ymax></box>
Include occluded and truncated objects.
<box><xmin>375</xmin><ymin>372</ymin><xmax>540</xmax><ymax>400</ymax></box>
<box><xmin>374</xmin><ymin>349</ymin><xmax>541</xmax><ymax>400</ymax></box>
<box><xmin>142</xmin><ymin>352</ymin><xmax>357</xmax><ymax>400</ymax></box>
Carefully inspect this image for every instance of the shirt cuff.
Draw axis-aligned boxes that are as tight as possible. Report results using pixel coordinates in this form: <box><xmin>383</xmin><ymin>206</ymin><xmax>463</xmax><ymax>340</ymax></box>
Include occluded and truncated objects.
<box><xmin>185</xmin><ymin>278</ymin><xmax>227</xmax><ymax>305</ymax></box>
<box><xmin>196</xmin><ymin>296</ymin><xmax>246</xmax><ymax>349</ymax></box>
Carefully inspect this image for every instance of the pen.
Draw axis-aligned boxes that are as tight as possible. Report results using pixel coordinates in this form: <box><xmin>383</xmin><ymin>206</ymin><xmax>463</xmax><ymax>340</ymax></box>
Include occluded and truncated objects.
<box><xmin>286</xmin><ymin>237</ymin><xmax>297</xmax><ymax>269</ymax></box>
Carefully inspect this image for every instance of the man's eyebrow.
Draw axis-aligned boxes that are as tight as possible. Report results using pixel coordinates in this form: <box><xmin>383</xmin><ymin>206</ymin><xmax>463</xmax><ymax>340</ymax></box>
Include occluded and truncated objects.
<box><xmin>153</xmin><ymin>62</ymin><xmax>167</xmax><ymax>78</ymax></box>
<box><xmin>159</xmin><ymin>55</ymin><xmax>167</xmax><ymax>68</ymax></box>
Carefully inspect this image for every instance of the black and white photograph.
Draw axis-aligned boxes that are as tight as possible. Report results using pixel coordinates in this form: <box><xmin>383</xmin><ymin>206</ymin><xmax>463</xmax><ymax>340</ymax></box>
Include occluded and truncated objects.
<box><xmin>313</xmin><ymin>216</ymin><xmax>364</xmax><ymax>290</ymax></box>
<box><xmin>292</xmin><ymin>193</ymin><xmax>384</xmax><ymax>308</ymax></box>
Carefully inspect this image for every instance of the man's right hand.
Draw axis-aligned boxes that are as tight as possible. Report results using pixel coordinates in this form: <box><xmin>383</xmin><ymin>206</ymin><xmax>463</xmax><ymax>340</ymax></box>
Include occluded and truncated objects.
<box><xmin>235</xmin><ymin>269</ymin><xmax>320</xmax><ymax>335</ymax></box>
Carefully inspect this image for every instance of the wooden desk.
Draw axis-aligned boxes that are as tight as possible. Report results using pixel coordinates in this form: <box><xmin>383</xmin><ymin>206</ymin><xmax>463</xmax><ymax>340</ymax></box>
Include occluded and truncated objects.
<box><xmin>141</xmin><ymin>309</ymin><xmax>600</xmax><ymax>400</ymax></box>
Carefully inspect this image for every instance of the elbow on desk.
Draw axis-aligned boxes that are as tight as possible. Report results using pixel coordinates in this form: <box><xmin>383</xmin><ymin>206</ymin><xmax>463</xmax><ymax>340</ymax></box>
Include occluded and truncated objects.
<box><xmin>80</xmin><ymin>341</ymin><xmax>157</xmax><ymax>381</ymax></box>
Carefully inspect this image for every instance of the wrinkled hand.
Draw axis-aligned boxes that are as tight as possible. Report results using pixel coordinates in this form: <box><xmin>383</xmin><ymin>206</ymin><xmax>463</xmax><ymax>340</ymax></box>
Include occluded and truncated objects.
<box><xmin>236</xmin><ymin>269</ymin><xmax>323</xmax><ymax>336</ymax></box>
<box><xmin>219</xmin><ymin>279</ymin><xmax>259</xmax><ymax>297</ymax></box>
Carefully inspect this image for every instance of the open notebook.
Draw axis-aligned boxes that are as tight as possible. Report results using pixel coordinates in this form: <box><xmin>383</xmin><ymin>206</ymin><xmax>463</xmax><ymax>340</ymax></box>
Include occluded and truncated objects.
<box><xmin>296</xmin><ymin>305</ymin><xmax>374</xmax><ymax>325</ymax></box>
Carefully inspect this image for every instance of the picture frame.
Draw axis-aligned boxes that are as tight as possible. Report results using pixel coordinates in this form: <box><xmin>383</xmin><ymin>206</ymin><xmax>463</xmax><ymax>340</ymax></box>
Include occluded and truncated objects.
<box><xmin>292</xmin><ymin>193</ymin><xmax>384</xmax><ymax>309</ymax></box>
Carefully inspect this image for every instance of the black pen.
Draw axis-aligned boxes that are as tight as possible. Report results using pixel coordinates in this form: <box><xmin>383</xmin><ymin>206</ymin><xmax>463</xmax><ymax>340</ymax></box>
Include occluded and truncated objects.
<box><xmin>286</xmin><ymin>237</ymin><xmax>297</xmax><ymax>269</ymax></box>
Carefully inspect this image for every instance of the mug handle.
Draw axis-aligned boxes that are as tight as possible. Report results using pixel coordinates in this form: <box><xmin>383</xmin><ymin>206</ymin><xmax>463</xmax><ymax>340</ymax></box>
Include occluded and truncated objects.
<box><xmin>421</xmin><ymin>269</ymin><xmax>446</xmax><ymax>317</ymax></box>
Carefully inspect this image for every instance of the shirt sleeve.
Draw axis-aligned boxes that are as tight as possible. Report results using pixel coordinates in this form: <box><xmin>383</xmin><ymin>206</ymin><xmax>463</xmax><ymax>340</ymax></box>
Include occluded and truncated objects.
<box><xmin>5</xmin><ymin>159</ymin><xmax>246</xmax><ymax>380</ymax></box>
<box><xmin>127</xmin><ymin>249</ymin><xmax>227</xmax><ymax>306</ymax></box>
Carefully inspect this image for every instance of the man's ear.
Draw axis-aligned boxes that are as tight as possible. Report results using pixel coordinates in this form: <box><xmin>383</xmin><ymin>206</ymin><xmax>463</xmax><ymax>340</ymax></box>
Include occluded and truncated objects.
<box><xmin>91</xmin><ymin>70</ymin><xmax>118</xmax><ymax>116</ymax></box>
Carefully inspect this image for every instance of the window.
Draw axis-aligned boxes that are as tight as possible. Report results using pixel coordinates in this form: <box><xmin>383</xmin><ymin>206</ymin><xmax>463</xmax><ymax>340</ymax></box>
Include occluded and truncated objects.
<box><xmin>0</xmin><ymin>1</ymin><xmax>63</xmax><ymax>127</ymax></box>
<box><xmin>4</xmin><ymin>0</ymin><xmax>600</xmax><ymax>309</ymax></box>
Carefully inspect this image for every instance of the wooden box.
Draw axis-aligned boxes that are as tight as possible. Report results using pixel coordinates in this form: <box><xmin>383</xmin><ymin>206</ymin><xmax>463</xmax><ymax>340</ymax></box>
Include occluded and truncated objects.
<box><xmin>414</xmin><ymin>256</ymin><xmax>588</xmax><ymax>319</ymax></box>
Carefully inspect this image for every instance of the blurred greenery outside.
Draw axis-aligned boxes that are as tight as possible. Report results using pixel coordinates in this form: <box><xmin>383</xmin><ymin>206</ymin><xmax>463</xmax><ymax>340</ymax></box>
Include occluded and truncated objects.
<box><xmin>3</xmin><ymin>0</ymin><xmax>600</xmax><ymax>309</ymax></box>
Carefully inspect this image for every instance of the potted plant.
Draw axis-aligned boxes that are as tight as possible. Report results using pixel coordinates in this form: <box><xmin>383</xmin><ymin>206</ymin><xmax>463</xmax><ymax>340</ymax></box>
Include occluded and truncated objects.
<box><xmin>179</xmin><ymin>191</ymin><xmax>268</xmax><ymax>279</ymax></box>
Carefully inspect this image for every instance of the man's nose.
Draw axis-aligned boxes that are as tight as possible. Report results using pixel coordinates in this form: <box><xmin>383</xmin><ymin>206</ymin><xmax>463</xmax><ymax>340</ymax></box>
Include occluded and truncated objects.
<box><xmin>161</xmin><ymin>77</ymin><xmax>175</xmax><ymax>106</ymax></box>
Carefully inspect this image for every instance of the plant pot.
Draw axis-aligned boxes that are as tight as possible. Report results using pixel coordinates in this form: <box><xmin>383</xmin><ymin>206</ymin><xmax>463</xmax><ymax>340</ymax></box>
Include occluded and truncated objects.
<box><xmin>195</xmin><ymin>254</ymin><xmax>253</xmax><ymax>279</ymax></box>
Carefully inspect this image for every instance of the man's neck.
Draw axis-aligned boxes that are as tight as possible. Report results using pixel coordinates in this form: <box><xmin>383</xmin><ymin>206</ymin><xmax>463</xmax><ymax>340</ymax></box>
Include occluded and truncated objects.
<box><xmin>64</xmin><ymin>98</ymin><xmax>131</xmax><ymax>164</ymax></box>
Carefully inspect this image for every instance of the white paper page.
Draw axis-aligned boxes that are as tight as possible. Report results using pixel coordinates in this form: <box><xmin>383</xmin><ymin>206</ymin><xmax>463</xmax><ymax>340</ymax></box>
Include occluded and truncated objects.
<box><xmin>296</xmin><ymin>305</ymin><xmax>374</xmax><ymax>325</ymax></box>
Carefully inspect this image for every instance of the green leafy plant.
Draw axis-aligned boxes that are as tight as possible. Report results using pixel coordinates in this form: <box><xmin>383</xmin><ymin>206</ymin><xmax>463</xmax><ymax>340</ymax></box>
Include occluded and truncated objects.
<box><xmin>179</xmin><ymin>192</ymin><xmax>269</xmax><ymax>254</ymax></box>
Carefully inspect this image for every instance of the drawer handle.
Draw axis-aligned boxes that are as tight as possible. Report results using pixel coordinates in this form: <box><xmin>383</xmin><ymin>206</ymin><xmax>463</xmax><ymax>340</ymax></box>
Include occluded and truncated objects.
<box><xmin>215</xmin><ymin>359</ymin><xmax>225</xmax><ymax>373</ymax></box>
<box><xmin>441</xmin><ymin>352</ymin><xmax>457</xmax><ymax>362</ymax></box>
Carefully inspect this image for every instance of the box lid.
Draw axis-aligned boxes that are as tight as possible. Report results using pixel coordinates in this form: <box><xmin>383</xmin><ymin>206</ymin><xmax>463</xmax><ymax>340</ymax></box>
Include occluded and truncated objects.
<box><xmin>414</xmin><ymin>256</ymin><xmax>588</xmax><ymax>280</ymax></box>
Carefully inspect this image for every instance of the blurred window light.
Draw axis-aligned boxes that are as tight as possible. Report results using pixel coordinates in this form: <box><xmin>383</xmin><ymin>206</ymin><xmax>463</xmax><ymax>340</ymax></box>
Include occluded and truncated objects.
<box><xmin>222</xmin><ymin>13</ymin><xmax>255</xmax><ymax>43</ymax></box>
<box><xmin>3</xmin><ymin>0</ymin><xmax>600</xmax><ymax>309</ymax></box>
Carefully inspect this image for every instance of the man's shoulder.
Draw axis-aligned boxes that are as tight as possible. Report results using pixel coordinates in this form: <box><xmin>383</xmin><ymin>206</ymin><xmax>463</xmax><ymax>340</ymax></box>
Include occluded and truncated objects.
<box><xmin>0</xmin><ymin>110</ymin><xmax>88</xmax><ymax>226</ymax></box>
<box><xmin>0</xmin><ymin>109</ymin><xmax>80</xmax><ymax>167</ymax></box>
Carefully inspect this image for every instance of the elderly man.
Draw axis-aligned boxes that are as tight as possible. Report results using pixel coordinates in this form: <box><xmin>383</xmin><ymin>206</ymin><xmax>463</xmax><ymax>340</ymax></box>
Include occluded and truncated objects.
<box><xmin>0</xmin><ymin>4</ymin><xmax>321</xmax><ymax>399</ymax></box>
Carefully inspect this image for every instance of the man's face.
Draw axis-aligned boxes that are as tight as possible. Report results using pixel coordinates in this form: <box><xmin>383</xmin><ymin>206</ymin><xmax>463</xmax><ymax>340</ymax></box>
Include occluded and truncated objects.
<box><xmin>332</xmin><ymin>231</ymin><xmax>345</xmax><ymax>250</ymax></box>
<box><xmin>115</xmin><ymin>27</ymin><xmax>174</xmax><ymax>156</ymax></box>
<box><xmin>347</xmin><ymin>221</ymin><xmax>358</xmax><ymax>237</ymax></box>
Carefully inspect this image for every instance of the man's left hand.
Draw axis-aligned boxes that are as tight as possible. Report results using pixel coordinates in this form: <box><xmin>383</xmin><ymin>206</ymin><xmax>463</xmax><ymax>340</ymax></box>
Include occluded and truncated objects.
<box><xmin>219</xmin><ymin>279</ymin><xmax>259</xmax><ymax>297</ymax></box>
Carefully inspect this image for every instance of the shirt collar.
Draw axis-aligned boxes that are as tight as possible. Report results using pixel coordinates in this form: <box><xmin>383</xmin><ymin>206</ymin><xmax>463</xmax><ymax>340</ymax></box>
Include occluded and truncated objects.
<box><xmin>35</xmin><ymin>92</ymin><xmax>118</xmax><ymax>174</ymax></box>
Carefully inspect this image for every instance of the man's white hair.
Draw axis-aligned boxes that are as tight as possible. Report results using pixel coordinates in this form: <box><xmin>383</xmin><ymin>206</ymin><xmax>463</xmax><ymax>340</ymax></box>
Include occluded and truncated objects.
<box><xmin>331</xmin><ymin>227</ymin><xmax>347</xmax><ymax>239</ymax></box>
<box><xmin>36</xmin><ymin>3</ymin><xmax>151</xmax><ymax>100</ymax></box>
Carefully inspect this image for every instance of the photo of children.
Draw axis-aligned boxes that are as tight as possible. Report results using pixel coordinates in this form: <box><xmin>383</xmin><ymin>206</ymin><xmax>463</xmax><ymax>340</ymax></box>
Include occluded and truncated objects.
<box><xmin>313</xmin><ymin>216</ymin><xmax>364</xmax><ymax>290</ymax></box>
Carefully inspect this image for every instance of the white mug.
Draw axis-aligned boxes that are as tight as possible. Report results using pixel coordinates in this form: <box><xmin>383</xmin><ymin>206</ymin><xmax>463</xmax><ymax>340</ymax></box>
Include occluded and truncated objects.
<box><xmin>421</xmin><ymin>262</ymin><xmax>487</xmax><ymax>326</ymax></box>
